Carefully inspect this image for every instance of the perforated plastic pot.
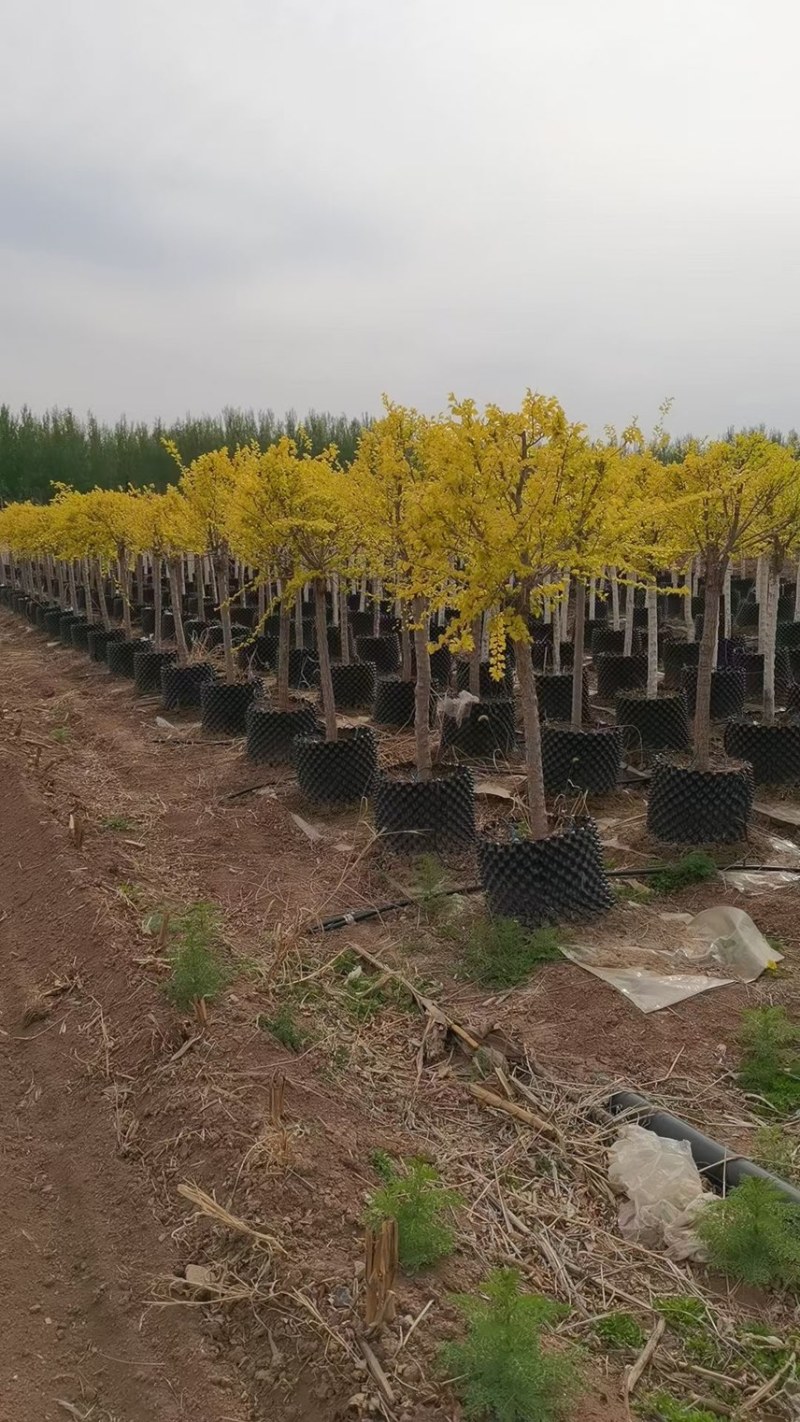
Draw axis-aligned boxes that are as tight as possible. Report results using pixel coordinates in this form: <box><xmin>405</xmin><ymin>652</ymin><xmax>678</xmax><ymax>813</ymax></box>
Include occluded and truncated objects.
<box><xmin>776</xmin><ymin>621</ymin><xmax>800</xmax><ymax>650</ymax></box>
<box><xmin>200</xmin><ymin>679</ymin><xmax>262</xmax><ymax>735</ymax></box>
<box><xmin>237</xmin><ymin>634</ymin><xmax>278</xmax><ymax>673</ymax></box>
<box><xmin>70</xmin><ymin>620</ymin><xmax>92</xmax><ymax>651</ymax></box>
<box><xmin>107</xmin><ymin>637</ymin><xmax>149</xmax><ymax>678</ymax></box>
<box><xmin>723</xmin><ymin>718</ymin><xmax>800</xmax><ymax>785</ymax></box>
<box><xmin>326</xmin><ymin>626</ymin><xmax>342</xmax><ymax>660</ymax></box>
<box><xmin>140</xmin><ymin>607</ymin><xmax>156</xmax><ymax>636</ymax></box>
<box><xmin>646</xmin><ymin>756</ymin><xmax>754</xmax><ymax>843</ymax></box>
<box><xmin>134</xmin><ymin>648</ymin><xmax>177</xmax><ymax>694</ymax></box>
<box><xmin>183</xmin><ymin>618</ymin><xmax>210</xmax><ymax>646</ymax></box>
<box><xmin>741</xmin><ymin>650</ymin><xmax>791</xmax><ymax>699</ymax></box>
<box><xmin>477</xmin><ymin>821</ymin><xmax>613</xmax><ymax>927</ymax></box>
<box><xmin>59</xmin><ymin>612</ymin><xmax>83</xmax><ymax>645</ymax></box>
<box><xmin>541</xmin><ymin>724</ymin><xmax>623</xmax><ymax>793</ymax></box>
<box><xmin>44</xmin><ymin>608</ymin><xmax>63</xmax><ymax>636</ymax></box>
<box><xmin>374</xmin><ymin>676</ymin><xmax>434</xmax><ymax>729</ymax></box>
<box><xmin>428</xmin><ymin>645</ymin><xmax>453</xmax><ymax>687</ymax></box>
<box><xmin>288</xmin><ymin>647</ymin><xmax>319</xmax><ymax>689</ymax></box>
<box><xmin>348</xmin><ymin>610</ymin><xmax>374</xmax><ymax>638</ymax></box>
<box><xmin>788</xmin><ymin>683</ymin><xmax>800</xmax><ymax>715</ymax></box>
<box><xmin>681</xmin><ymin>666</ymin><xmax>746</xmax><ymax>719</ymax></box>
<box><xmin>373</xmin><ymin>764</ymin><xmax>475</xmax><ymax>852</ymax></box>
<box><xmin>440</xmin><ymin>698</ymin><xmax>516</xmax><ymax>757</ymax></box>
<box><xmin>330</xmin><ymin>660</ymin><xmax>376</xmax><ymax>709</ymax></box>
<box><xmin>531</xmin><ymin>641</ymin><xmax>574</xmax><ymax>672</ymax></box>
<box><xmin>535</xmin><ymin>671</ymin><xmax>590</xmax><ymax>722</ymax></box>
<box><xmin>87</xmin><ymin>626</ymin><xmax>124</xmax><ymax>662</ymax></box>
<box><xmin>455</xmin><ymin>660</ymin><xmax>515</xmax><ymax>697</ymax></box>
<box><xmin>591</xmin><ymin>627</ymin><xmax>625</xmax><ymax>665</ymax></box>
<box><xmin>733</xmin><ymin>598</ymin><xmax>759</xmax><ymax>629</ymax></box>
<box><xmin>614</xmin><ymin>691</ymin><xmax>690</xmax><ymax>752</ymax></box>
<box><xmin>160</xmin><ymin>661</ymin><xmax>216</xmax><ymax>709</ymax></box>
<box><xmin>596</xmin><ymin>654</ymin><xmax>647</xmax><ymax>700</ymax></box>
<box><xmin>294</xmin><ymin>727</ymin><xmax>378</xmax><ymax>805</ymax></box>
<box><xmin>355</xmin><ymin>634</ymin><xmax>401</xmax><ymax>675</ymax></box>
<box><xmin>662</xmin><ymin>641</ymin><xmax>700</xmax><ymax>690</ymax></box>
<box><xmin>245</xmin><ymin>701</ymin><xmax>319</xmax><ymax>763</ymax></box>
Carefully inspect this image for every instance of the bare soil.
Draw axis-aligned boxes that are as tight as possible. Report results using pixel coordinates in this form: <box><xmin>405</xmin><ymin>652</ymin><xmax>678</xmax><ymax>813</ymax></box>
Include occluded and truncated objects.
<box><xmin>2</xmin><ymin>610</ymin><xmax>799</xmax><ymax>1420</ymax></box>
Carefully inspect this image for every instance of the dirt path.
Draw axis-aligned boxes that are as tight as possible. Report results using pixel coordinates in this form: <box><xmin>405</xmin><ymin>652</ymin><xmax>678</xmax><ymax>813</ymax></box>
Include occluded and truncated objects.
<box><xmin>0</xmin><ymin>754</ymin><xmax>249</xmax><ymax>1421</ymax></box>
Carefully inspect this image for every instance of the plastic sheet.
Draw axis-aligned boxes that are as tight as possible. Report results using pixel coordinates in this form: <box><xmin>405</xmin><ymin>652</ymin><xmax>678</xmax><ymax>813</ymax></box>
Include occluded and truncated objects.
<box><xmin>608</xmin><ymin>1124</ymin><xmax>710</xmax><ymax>1260</ymax></box>
<box><xmin>562</xmin><ymin>906</ymin><xmax>780</xmax><ymax>1012</ymax></box>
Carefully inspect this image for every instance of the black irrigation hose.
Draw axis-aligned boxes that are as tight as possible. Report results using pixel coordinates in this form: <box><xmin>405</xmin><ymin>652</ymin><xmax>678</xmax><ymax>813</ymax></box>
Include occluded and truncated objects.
<box><xmin>610</xmin><ymin>1090</ymin><xmax>800</xmax><ymax>1204</ymax></box>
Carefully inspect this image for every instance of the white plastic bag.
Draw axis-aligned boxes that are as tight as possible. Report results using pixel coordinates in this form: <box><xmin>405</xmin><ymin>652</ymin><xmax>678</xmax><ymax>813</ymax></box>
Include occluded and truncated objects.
<box><xmin>608</xmin><ymin>1124</ymin><xmax>709</xmax><ymax>1260</ymax></box>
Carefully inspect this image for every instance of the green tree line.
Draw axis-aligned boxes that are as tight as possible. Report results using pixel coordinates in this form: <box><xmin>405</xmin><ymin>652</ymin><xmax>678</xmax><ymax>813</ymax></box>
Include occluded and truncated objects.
<box><xmin>0</xmin><ymin>406</ymin><xmax>371</xmax><ymax>502</ymax></box>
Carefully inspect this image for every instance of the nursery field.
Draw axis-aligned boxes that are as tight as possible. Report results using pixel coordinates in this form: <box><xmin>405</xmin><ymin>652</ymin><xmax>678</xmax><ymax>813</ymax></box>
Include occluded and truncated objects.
<box><xmin>2</xmin><ymin>600</ymin><xmax>800</xmax><ymax>1422</ymax></box>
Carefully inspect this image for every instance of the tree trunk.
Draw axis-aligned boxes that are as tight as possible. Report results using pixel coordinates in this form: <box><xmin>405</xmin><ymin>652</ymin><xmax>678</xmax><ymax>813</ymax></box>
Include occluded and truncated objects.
<box><xmin>168</xmin><ymin>557</ymin><xmax>189</xmax><ymax>665</ymax></box>
<box><xmin>412</xmin><ymin>597</ymin><xmax>432</xmax><ymax>780</ymax></box>
<box><xmin>588</xmin><ymin>575</ymin><xmax>597</xmax><ymax>620</ymax></box>
<box><xmin>358</xmin><ymin>573</ymin><xmax>367</xmax><ymax>612</ymax></box>
<box><xmin>331</xmin><ymin>574</ymin><xmax>339</xmax><ymax>626</ymax></box>
<box><xmin>514</xmin><ymin>635</ymin><xmax>549</xmax><ymax>840</ymax></box>
<box><xmin>683</xmin><ymin>560</ymin><xmax>694</xmax><ymax>642</ymax></box>
<box><xmin>571</xmin><ymin>578</ymin><xmax>586</xmax><ymax>728</ymax></box>
<box><xmin>693</xmin><ymin>555</ymin><xmax>722</xmax><ymax>771</ymax></box>
<box><xmin>469</xmin><ymin>616</ymin><xmax>482</xmax><ymax>696</ymax></box>
<box><xmin>118</xmin><ymin>552</ymin><xmax>132</xmax><ymax>637</ymax></box>
<box><xmin>135</xmin><ymin>553</ymin><xmax>144</xmax><ymax>609</ymax></box>
<box><xmin>755</xmin><ymin>555</ymin><xmax>764</xmax><ymax>604</ymax></box>
<box><xmin>623</xmin><ymin>582</ymin><xmax>635</xmax><ymax>656</ymax></box>
<box><xmin>153</xmin><ymin>554</ymin><xmax>163</xmax><ymax>651</ymax></box>
<box><xmin>295</xmin><ymin>590</ymin><xmax>304</xmax><ymax>650</ymax></box>
<box><xmin>373</xmin><ymin>579</ymin><xmax>382</xmax><ymax>636</ymax></box>
<box><xmin>401</xmin><ymin>616</ymin><xmax>413</xmax><ymax>681</ymax></box>
<box><xmin>68</xmin><ymin>559</ymin><xmax>79</xmax><ymax>614</ymax></box>
<box><xmin>95</xmin><ymin>560</ymin><xmax>111</xmax><ymax>630</ymax></box>
<box><xmin>82</xmin><ymin>558</ymin><xmax>95</xmax><ymax>623</ymax></box>
<box><xmin>215</xmin><ymin>552</ymin><xmax>236</xmax><ymax>685</ymax></box>
<box><xmin>339</xmin><ymin>585</ymin><xmax>351</xmax><ymax>662</ymax></box>
<box><xmin>758</xmin><ymin>560</ymin><xmax>769</xmax><ymax>654</ymax></box>
<box><xmin>197</xmin><ymin>559</ymin><xmax>206</xmax><ymax>623</ymax></box>
<box><xmin>646</xmin><ymin>582</ymin><xmax>658</xmax><ymax>699</ymax></box>
<box><xmin>723</xmin><ymin>564</ymin><xmax>732</xmax><ymax>640</ymax></box>
<box><xmin>208</xmin><ymin>555</ymin><xmax>218</xmax><ymax>607</ymax></box>
<box><xmin>315</xmin><ymin>578</ymin><xmax>338</xmax><ymax>741</ymax></box>
<box><xmin>763</xmin><ymin>559</ymin><xmax>779</xmax><ymax>728</ymax></box>
<box><xmin>257</xmin><ymin>578</ymin><xmax>266</xmax><ymax>623</ymax></box>
<box><xmin>794</xmin><ymin>558</ymin><xmax>800</xmax><ymax>621</ymax></box>
<box><xmin>610</xmin><ymin>566</ymin><xmax>620</xmax><ymax>630</ymax></box>
<box><xmin>276</xmin><ymin>601</ymin><xmax>291</xmax><ymax>710</ymax></box>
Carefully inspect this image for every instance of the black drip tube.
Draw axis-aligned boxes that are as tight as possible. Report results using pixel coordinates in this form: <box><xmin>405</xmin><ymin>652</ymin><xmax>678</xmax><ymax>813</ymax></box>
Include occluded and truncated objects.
<box><xmin>609</xmin><ymin>1090</ymin><xmax>800</xmax><ymax>1204</ymax></box>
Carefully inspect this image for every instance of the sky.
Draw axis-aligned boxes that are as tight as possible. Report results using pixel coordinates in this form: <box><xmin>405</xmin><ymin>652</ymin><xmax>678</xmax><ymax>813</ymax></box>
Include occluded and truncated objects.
<box><xmin>2</xmin><ymin>0</ymin><xmax>800</xmax><ymax>435</ymax></box>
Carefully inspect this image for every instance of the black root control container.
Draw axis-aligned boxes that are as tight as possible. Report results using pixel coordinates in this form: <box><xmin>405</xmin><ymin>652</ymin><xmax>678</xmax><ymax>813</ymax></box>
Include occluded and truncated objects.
<box><xmin>540</xmin><ymin>724</ymin><xmax>623</xmax><ymax>794</ymax></box>
<box><xmin>161</xmin><ymin>661</ymin><xmax>216</xmax><ymax>709</ymax></box>
<box><xmin>373</xmin><ymin>764</ymin><xmax>475</xmax><ymax>852</ymax></box>
<box><xmin>355</xmin><ymin>634</ymin><xmax>401</xmax><ymax>675</ymax></box>
<box><xmin>245</xmin><ymin>702</ymin><xmax>318</xmax><ymax>764</ymax></box>
<box><xmin>294</xmin><ymin>727</ymin><xmax>378</xmax><ymax>805</ymax></box>
<box><xmin>330</xmin><ymin>661</ymin><xmax>376</xmax><ymax>709</ymax></box>
<box><xmin>596</xmin><ymin>654</ymin><xmax>647</xmax><ymax>700</ymax></box>
<box><xmin>615</xmin><ymin>691</ymin><xmax>690</xmax><ymax>752</ymax></box>
<box><xmin>440</xmin><ymin>698</ymin><xmax>516</xmax><ymax>757</ymax></box>
<box><xmin>681</xmin><ymin>666</ymin><xmax>746</xmax><ymax>719</ymax></box>
<box><xmin>646</xmin><ymin>756</ymin><xmax>754</xmax><ymax>843</ymax></box>
<box><xmin>477</xmin><ymin>820</ymin><xmax>613</xmax><ymax>928</ymax></box>
<box><xmin>723</xmin><ymin>718</ymin><xmax>800</xmax><ymax>785</ymax></box>
<box><xmin>107</xmin><ymin>637</ymin><xmax>149</xmax><ymax>677</ymax></box>
<box><xmin>134</xmin><ymin>648</ymin><xmax>177</xmax><ymax>694</ymax></box>
<box><xmin>87</xmin><ymin>626</ymin><xmax>126</xmax><ymax>662</ymax></box>
<box><xmin>200</xmin><ymin>680</ymin><xmax>262</xmax><ymax>735</ymax></box>
<box><xmin>373</xmin><ymin>676</ymin><xmax>435</xmax><ymax>729</ymax></box>
<box><xmin>535</xmin><ymin>671</ymin><xmax>590</xmax><ymax>722</ymax></box>
<box><xmin>455</xmin><ymin>661</ymin><xmax>515</xmax><ymax>698</ymax></box>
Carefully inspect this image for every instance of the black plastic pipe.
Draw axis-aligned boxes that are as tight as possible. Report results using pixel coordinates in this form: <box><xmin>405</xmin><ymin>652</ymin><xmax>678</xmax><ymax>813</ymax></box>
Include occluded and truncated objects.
<box><xmin>609</xmin><ymin>1089</ymin><xmax>800</xmax><ymax>1203</ymax></box>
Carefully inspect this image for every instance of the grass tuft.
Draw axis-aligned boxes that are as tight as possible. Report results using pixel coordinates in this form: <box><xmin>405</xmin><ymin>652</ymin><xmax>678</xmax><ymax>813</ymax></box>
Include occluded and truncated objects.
<box><xmin>649</xmin><ymin>852</ymin><xmax>717</xmax><ymax>894</ymax></box>
<box><xmin>441</xmin><ymin>1268</ymin><xmax>581</xmax><ymax>1422</ymax></box>
<box><xmin>258</xmin><ymin>1004</ymin><xmax>305</xmax><ymax>1051</ymax></box>
<box><xmin>366</xmin><ymin>1157</ymin><xmax>459</xmax><ymax>1272</ymax></box>
<box><xmin>696</xmin><ymin>1176</ymin><xmax>800</xmax><ymax>1290</ymax></box>
<box><xmin>462</xmin><ymin>916</ymin><xmax>562</xmax><ymax>988</ymax></box>
<box><xmin>595</xmin><ymin>1311</ymin><xmax>646</xmax><ymax>1350</ymax></box>
<box><xmin>165</xmin><ymin>901</ymin><xmax>228</xmax><ymax>1015</ymax></box>
<box><xmin>738</xmin><ymin>1006</ymin><xmax>800</xmax><ymax>1113</ymax></box>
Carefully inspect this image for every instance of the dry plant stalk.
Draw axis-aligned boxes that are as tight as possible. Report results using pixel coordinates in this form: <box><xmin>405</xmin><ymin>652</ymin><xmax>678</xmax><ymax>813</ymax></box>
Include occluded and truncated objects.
<box><xmin>269</xmin><ymin>1072</ymin><xmax>286</xmax><ymax>1128</ymax></box>
<box><xmin>364</xmin><ymin>1217</ymin><xmax>398</xmax><ymax>1330</ymax></box>
<box><xmin>177</xmin><ymin>1181</ymin><xmax>284</xmax><ymax>1253</ymax></box>
<box><xmin>68</xmin><ymin>810</ymin><xmax>84</xmax><ymax>850</ymax></box>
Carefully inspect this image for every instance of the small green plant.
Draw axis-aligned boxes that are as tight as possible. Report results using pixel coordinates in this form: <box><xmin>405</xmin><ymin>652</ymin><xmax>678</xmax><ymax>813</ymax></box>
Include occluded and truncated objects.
<box><xmin>165</xmin><ymin>901</ymin><xmax>228</xmax><ymax>1017</ymax></box>
<box><xmin>413</xmin><ymin>854</ymin><xmax>451</xmax><ymax>922</ymax></box>
<box><xmin>595</xmin><ymin>1311</ymin><xmax>646</xmax><ymax>1350</ymax></box>
<box><xmin>696</xmin><ymin>1176</ymin><xmax>800</xmax><ymax>1289</ymax></box>
<box><xmin>258</xmin><ymin>1004</ymin><xmax>305</xmax><ymax>1051</ymax></box>
<box><xmin>370</xmin><ymin>1148</ymin><xmax>396</xmax><ymax>1181</ymax></box>
<box><xmin>462</xmin><ymin>916</ymin><xmax>562</xmax><ymax>988</ymax></box>
<box><xmin>50</xmin><ymin>726</ymin><xmax>70</xmax><ymax>743</ymax></box>
<box><xmin>655</xmin><ymin>1295</ymin><xmax>709</xmax><ymax>1333</ymax></box>
<box><xmin>101</xmin><ymin>814</ymin><xmax>135</xmax><ymax>832</ymax></box>
<box><xmin>752</xmin><ymin>1124</ymin><xmax>798</xmax><ymax>1181</ymax></box>
<box><xmin>642</xmin><ymin>1393</ymin><xmax>718</xmax><ymax>1422</ymax></box>
<box><xmin>649</xmin><ymin>852</ymin><xmax>717</xmax><ymax>894</ymax></box>
<box><xmin>440</xmin><ymin>1269</ymin><xmax>581</xmax><ymax>1422</ymax></box>
<box><xmin>366</xmin><ymin>1158</ymin><xmax>459</xmax><ymax>1272</ymax></box>
<box><xmin>738</xmin><ymin>1006</ymin><xmax>800</xmax><ymax>1113</ymax></box>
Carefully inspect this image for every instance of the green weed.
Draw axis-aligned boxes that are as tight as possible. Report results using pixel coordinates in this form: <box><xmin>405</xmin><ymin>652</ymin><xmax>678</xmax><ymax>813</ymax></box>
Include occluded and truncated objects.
<box><xmin>440</xmin><ymin>1268</ymin><xmax>581</xmax><ymax>1422</ymax></box>
<box><xmin>370</xmin><ymin>1148</ymin><xmax>396</xmax><ymax>1181</ymax></box>
<box><xmin>752</xmin><ymin>1124</ymin><xmax>798</xmax><ymax>1181</ymax></box>
<box><xmin>738</xmin><ymin>1006</ymin><xmax>800</xmax><ymax>1113</ymax></box>
<box><xmin>462</xmin><ymin>916</ymin><xmax>562</xmax><ymax>988</ymax></box>
<box><xmin>50</xmin><ymin>726</ymin><xmax>70</xmax><ymax>743</ymax></box>
<box><xmin>165</xmin><ymin>901</ymin><xmax>228</xmax><ymax>1016</ymax></box>
<box><xmin>258</xmin><ymin>1004</ymin><xmax>305</xmax><ymax>1051</ymax></box>
<box><xmin>595</xmin><ymin>1311</ymin><xmax>646</xmax><ymax>1351</ymax></box>
<box><xmin>696</xmin><ymin>1176</ymin><xmax>800</xmax><ymax>1290</ymax></box>
<box><xmin>413</xmin><ymin>854</ymin><xmax>452</xmax><ymax>922</ymax></box>
<box><xmin>649</xmin><ymin>852</ymin><xmax>717</xmax><ymax>894</ymax></box>
<box><xmin>101</xmin><ymin>815</ymin><xmax>135</xmax><ymax>832</ymax></box>
<box><xmin>366</xmin><ymin>1158</ymin><xmax>459</xmax><ymax>1272</ymax></box>
<box><xmin>642</xmin><ymin>1394</ymin><xmax>718</xmax><ymax>1422</ymax></box>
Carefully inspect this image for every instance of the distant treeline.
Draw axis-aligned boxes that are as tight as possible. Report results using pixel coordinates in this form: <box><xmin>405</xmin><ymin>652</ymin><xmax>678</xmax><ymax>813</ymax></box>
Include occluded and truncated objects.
<box><xmin>1</xmin><ymin>405</ymin><xmax>798</xmax><ymax>502</ymax></box>
<box><xmin>0</xmin><ymin>406</ymin><xmax>371</xmax><ymax>502</ymax></box>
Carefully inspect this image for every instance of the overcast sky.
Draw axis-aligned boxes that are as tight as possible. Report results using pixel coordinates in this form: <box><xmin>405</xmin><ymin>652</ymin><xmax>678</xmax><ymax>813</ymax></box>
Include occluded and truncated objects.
<box><xmin>2</xmin><ymin>0</ymin><xmax>799</xmax><ymax>434</ymax></box>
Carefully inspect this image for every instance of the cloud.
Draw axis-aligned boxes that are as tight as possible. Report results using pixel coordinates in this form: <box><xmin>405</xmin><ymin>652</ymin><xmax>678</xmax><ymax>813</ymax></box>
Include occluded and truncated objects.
<box><xmin>2</xmin><ymin>0</ymin><xmax>800</xmax><ymax>432</ymax></box>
